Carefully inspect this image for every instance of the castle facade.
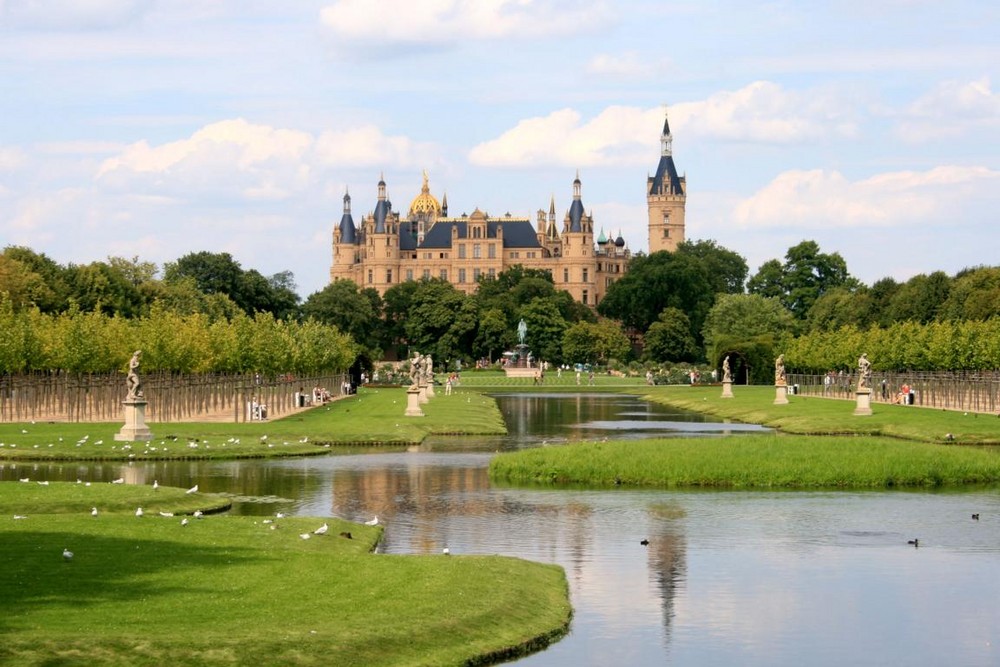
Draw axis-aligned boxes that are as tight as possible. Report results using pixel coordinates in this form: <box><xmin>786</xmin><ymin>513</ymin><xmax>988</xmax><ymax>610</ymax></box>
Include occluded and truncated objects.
<box><xmin>329</xmin><ymin>112</ymin><xmax>685</xmax><ymax>306</ymax></box>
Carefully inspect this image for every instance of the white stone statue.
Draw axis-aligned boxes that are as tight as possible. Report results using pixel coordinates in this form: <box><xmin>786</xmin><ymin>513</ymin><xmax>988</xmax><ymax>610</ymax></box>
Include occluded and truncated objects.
<box><xmin>517</xmin><ymin>318</ymin><xmax>527</xmax><ymax>345</ymax></box>
<box><xmin>409</xmin><ymin>352</ymin><xmax>422</xmax><ymax>388</ymax></box>
<box><xmin>722</xmin><ymin>355</ymin><xmax>731</xmax><ymax>383</ymax></box>
<box><xmin>126</xmin><ymin>350</ymin><xmax>144</xmax><ymax>400</ymax></box>
<box><xmin>857</xmin><ymin>353</ymin><xmax>872</xmax><ymax>391</ymax></box>
<box><xmin>774</xmin><ymin>354</ymin><xmax>786</xmax><ymax>385</ymax></box>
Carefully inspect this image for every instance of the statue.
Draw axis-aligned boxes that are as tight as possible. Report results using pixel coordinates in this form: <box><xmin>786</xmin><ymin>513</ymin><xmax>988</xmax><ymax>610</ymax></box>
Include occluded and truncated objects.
<box><xmin>126</xmin><ymin>350</ymin><xmax>144</xmax><ymax>400</ymax></box>
<box><xmin>517</xmin><ymin>318</ymin><xmax>527</xmax><ymax>345</ymax></box>
<box><xmin>774</xmin><ymin>354</ymin><xmax>786</xmax><ymax>385</ymax></box>
<box><xmin>422</xmin><ymin>354</ymin><xmax>433</xmax><ymax>383</ymax></box>
<box><xmin>722</xmin><ymin>355</ymin><xmax>731</xmax><ymax>383</ymax></box>
<box><xmin>409</xmin><ymin>352</ymin><xmax>422</xmax><ymax>387</ymax></box>
<box><xmin>857</xmin><ymin>353</ymin><xmax>872</xmax><ymax>391</ymax></box>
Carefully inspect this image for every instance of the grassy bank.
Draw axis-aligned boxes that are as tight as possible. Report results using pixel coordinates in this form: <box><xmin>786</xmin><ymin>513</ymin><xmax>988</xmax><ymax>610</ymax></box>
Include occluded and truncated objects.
<box><xmin>643</xmin><ymin>385</ymin><xmax>1000</xmax><ymax>445</ymax></box>
<box><xmin>0</xmin><ymin>386</ymin><xmax>506</xmax><ymax>461</ymax></box>
<box><xmin>489</xmin><ymin>434</ymin><xmax>1000</xmax><ymax>489</ymax></box>
<box><xmin>1</xmin><ymin>482</ymin><xmax>570</xmax><ymax>667</ymax></box>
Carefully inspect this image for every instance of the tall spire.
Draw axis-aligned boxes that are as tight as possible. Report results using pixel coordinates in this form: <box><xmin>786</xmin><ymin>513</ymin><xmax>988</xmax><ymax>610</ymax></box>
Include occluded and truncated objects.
<box><xmin>661</xmin><ymin>106</ymin><xmax>673</xmax><ymax>157</ymax></box>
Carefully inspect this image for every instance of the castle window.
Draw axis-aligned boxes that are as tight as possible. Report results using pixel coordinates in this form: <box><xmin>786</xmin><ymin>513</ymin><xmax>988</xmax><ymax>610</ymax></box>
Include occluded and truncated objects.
<box><xmin>488</xmin><ymin>244</ymin><xmax>496</xmax><ymax>259</ymax></box>
<box><xmin>473</xmin><ymin>243</ymin><xmax>481</xmax><ymax>259</ymax></box>
<box><xmin>440</xmin><ymin>253</ymin><xmax>446</xmax><ymax>259</ymax></box>
<box><xmin>406</xmin><ymin>269</ymin><xmax>414</xmax><ymax>281</ymax></box>
<box><xmin>367</xmin><ymin>269</ymin><xmax>373</xmax><ymax>284</ymax></box>
<box><xmin>473</xmin><ymin>227</ymin><xmax>481</xmax><ymax>239</ymax></box>
<box><xmin>582</xmin><ymin>268</ymin><xmax>589</xmax><ymax>283</ymax></box>
<box><xmin>563</xmin><ymin>268</ymin><xmax>569</xmax><ymax>283</ymax></box>
<box><xmin>458</xmin><ymin>269</ymin><xmax>466</xmax><ymax>283</ymax></box>
<box><xmin>423</xmin><ymin>269</ymin><xmax>431</xmax><ymax>280</ymax></box>
<box><xmin>473</xmin><ymin>268</ymin><xmax>481</xmax><ymax>281</ymax></box>
<box><xmin>488</xmin><ymin>268</ymin><xmax>496</xmax><ymax>279</ymax></box>
<box><xmin>663</xmin><ymin>228</ymin><xmax>670</xmax><ymax>238</ymax></box>
<box><xmin>440</xmin><ymin>269</ymin><xmax>447</xmax><ymax>281</ymax></box>
<box><xmin>459</xmin><ymin>245</ymin><xmax>466</xmax><ymax>259</ymax></box>
<box><xmin>582</xmin><ymin>290</ymin><xmax>589</xmax><ymax>305</ymax></box>
<box><xmin>386</xmin><ymin>269</ymin><xmax>393</xmax><ymax>284</ymax></box>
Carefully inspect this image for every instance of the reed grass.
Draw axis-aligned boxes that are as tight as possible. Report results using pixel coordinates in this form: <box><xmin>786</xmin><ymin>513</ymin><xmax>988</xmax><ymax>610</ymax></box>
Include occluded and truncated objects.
<box><xmin>489</xmin><ymin>434</ymin><xmax>1000</xmax><ymax>489</ymax></box>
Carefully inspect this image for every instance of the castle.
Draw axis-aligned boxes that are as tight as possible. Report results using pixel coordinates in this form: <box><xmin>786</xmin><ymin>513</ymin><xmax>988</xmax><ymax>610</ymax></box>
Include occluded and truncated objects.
<box><xmin>329</xmin><ymin>111</ymin><xmax>686</xmax><ymax>306</ymax></box>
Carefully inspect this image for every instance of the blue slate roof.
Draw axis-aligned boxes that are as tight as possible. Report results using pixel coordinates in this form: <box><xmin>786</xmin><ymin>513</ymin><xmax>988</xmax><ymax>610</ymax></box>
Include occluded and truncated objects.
<box><xmin>339</xmin><ymin>212</ymin><xmax>356</xmax><ymax>244</ymax></box>
<box><xmin>649</xmin><ymin>155</ymin><xmax>683</xmax><ymax>196</ymax></box>
<box><xmin>419</xmin><ymin>220</ymin><xmax>541</xmax><ymax>249</ymax></box>
<box><xmin>373</xmin><ymin>200</ymin><xmax>389</xmax><ymax>233</ymax></box>
<box><xmin>569</xmin><ymin>199</ymin><xmax>584</xmax><ymax>232</ymax></box>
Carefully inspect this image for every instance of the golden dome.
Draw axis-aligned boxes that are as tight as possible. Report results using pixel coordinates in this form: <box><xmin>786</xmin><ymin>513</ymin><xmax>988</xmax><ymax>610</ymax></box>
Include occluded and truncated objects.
<box><xmin>409</xmin><ymin>170</ymin><xmax>442</xmax><ymax>217</ymax></box>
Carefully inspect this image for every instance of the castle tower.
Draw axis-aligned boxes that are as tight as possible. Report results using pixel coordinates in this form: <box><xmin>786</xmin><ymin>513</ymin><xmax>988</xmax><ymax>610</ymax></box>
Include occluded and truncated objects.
<box><xmin>647</xmin><ymin>109</ymin><xmax>686</xmax><ymax>253</ymax></box>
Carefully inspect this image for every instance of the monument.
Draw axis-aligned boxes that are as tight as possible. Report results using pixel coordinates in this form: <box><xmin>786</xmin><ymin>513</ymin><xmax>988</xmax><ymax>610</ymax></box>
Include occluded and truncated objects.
<box><xmin>115</xmin><ymin>350</ymin><xmax>154</xmax><ymax>441</ymax></box>
<box><xmin>405</xmin><ymin>351</ymin><xmax>424</xmax><ymax>417</ymax></box>
<box><xmin>504</xmin><ymin>318</ymin><xmax>537</xmax><ymax>378</ymax></box>
<box><xmin>721</xmin><ymin>355</ymin><xmax>734</xmax><ymax>398</ymax></box>
<box><xmin>853</xmin><ymin>353</ymin><xmax>873</xmax><ymax>416</ymax></box>
<box><xmin>423</xmin><ymin>354</ymin><xmax>435</xmax><ymax>399</ymax></box>
<box><xmin>773</xmin><ymin>353</ymin><xmax>789</xmax><ymax>405</ymax></box>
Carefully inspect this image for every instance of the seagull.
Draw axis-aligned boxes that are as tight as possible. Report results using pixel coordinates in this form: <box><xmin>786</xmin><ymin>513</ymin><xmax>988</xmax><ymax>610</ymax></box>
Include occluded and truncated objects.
<box><xmin>135</xmin><ymin>507</ymin><xmax>144</xmax><ymax>517</ymax></box>
<box><xmin>313</xmin><ymin>523</ymin><xmax>329</xmax><ymax>535</ymax></box>
<box><xmin>442</xmin><ymin>547</ymin><xmax>450</xmax><ymax>555</ymax></box>
<box><xmin>364</xmin><ymin>516</ymin><xmax>379</xmax><ymax>526</ymax></box>
<box><xmin>275</xmin><ymin>512</ymin><xmax>285</xmax><ymax>519</ymax></box>
<box><xmin>159</xmin><ymin>511</ymin><xmax>174</xmax><ymax>517</ymax></box>
<box><xmin>300</xmin><ymin>533</ymin><xmax>312</xmax><ymax>540</ymax></box>
<box><xmin>19</xmin><ymin>478</ymin><xmax>29</xmax><ymax>483</ymax></box>
<box><xmin>112</xmin><ymin>478</ymin><xmax>125</xmax><ymax>484</ymax></box>
<box><xmin>193</xmin><ymin>510</ymin><xmax>203</xmax><ymax>519</ymax></box>
<box><xmin>13</xmin><ymin>515</ymin><xmax>27</xmax><ymax>520</ymax></box>
<box><xmin>181</xmin><ymin>518</ymin><xmax>189</xmax><ymax>526</ymax></box>
<box><xmin>36</xmin><ymin>481</ymin><xmax>49</xmax><ymax>486</ymax></box>
<box><xmin>152</xmin><ymin>480</ymin><xmax>159</xmax><ymax>490</ymax></box>
<box><xmin>186</xmin><ymin>484</ymin><xmax>198</xmax><ymax>494</ymax></box>
<box><xmin>62</xmin><ymin>548</ymin><xmax>73</xmax><ymax>561</ymax></box>
<box><xmin>91</xmin><ymin>507</ymin><xmax>98</xmax><ymax>517</ymax></box>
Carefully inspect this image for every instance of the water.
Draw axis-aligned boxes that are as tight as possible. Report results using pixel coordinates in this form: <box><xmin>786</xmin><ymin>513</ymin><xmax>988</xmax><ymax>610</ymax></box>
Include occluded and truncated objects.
<box><xmin>4</xmin><ymin>393</ymin><xmax>999</xmax><ymax>666</ymax></box>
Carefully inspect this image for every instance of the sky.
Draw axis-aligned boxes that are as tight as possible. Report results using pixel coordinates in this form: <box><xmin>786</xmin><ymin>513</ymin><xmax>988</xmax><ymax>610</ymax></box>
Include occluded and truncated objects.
<box><xmin>1</xmin><ymin>0</ymin><xmax>997</xmax><ymax>299</ymax></box>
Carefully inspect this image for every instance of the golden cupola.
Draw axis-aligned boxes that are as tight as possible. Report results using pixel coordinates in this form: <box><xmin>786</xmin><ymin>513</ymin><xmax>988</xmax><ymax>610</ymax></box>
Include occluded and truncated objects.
<box><xmin>408</xmin><ymin>170</ymin><xmax>442</xmax><ymax>217</ymax></box>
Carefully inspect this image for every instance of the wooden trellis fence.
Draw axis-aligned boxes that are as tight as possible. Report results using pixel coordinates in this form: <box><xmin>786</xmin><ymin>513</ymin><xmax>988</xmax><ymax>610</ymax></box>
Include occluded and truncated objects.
<box><xmin>787</xmin><ymin>371</ymin><xmax>1000</xmax><ymax>414</ymax></box>
<box><xmin>0</xmin><ymin>371</ymin><xmax>350</xmax><ymax>423</ymax></box>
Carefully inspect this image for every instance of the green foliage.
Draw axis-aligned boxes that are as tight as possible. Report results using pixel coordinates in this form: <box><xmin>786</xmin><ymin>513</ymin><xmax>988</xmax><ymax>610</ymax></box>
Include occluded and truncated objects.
<box><xmin>302</xmin><ymin>279</ymin><xmax>383</xmax><ymax>348</ymax></box>
<box><xmin>676</xmin><ymin>239</ymin><xmax>748</xmax><ymax>294</ymax></box>
<box><xmin>643</xmin><ymin>308</ymin><xmax>699</xmax><ymax>363</ymax></box>
<box><xmin>519</xmin><ymin>297</ymin><xmax>568</xmax><ymax>363</ymax></box>
<box><xmin>748</xmin><ymin>240</ymin><xmax>851</xmax><ymax>319</ymax></box>
<box><xmin>562</xmin><ymin>320</ymin><xmax>632</xmax><ymax>365</ymax></box>
<box><xmin>702</xmin><ymin>293</ymin><xmax>796</xmax><ymax>359</ymax></box>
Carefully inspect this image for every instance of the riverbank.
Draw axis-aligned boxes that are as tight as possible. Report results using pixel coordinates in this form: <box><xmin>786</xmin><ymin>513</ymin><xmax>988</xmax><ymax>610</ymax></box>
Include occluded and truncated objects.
<box><xmin>642</xmin><ymin>385</ymin><xmax>1000</xmax><ymax>445</ymax></box>
<box><xmin>1</xmin><ymin>482</ymin><xmax>571</xmax><ymax>666</ymax></box>
<box><xmin>0</xmin><ymin>386</ymin><xmax>507</xmax><ymax>461</ymax></box>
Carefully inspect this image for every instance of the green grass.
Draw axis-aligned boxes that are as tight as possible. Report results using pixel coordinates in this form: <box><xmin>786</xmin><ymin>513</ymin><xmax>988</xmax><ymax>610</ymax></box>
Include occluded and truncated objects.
<box><xmin>489</xmin><ymin>434</ymin><xmax>1000</xmax><ymax>489</ymax></box>
<box><xmin>454</xmin><ymin>369</ymin><xmax>645</xmax><ymax>389</ymax></box>
<box><xmin>642</xmin><ymin>385</ymin><xmax>1000</xmax><ymax>444</ymax></box>
<box><xmin>0</xmin><ymin>480</ymin><xmax>230</xmax><ymax>516</ymax></box>
<box><xmin>1</xmin><ymin>482</ymin><xmax>570</xmax><ymax>667</ymax></box>
<box><xmin>0</xmin><ymin>386</ymin><xmax>507</xmax><ymax>461</ymax></box>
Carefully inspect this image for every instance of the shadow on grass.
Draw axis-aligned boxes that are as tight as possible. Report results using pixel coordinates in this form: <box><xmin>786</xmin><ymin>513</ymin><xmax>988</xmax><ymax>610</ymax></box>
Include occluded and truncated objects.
<box><xmin>0</xmin><ymin>526</ymin><xmax>258</xmax><ymax>635</ymax></box>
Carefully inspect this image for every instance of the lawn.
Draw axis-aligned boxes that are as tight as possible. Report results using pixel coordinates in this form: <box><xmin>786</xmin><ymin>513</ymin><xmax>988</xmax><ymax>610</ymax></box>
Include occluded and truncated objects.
<box><xmin>0</xmin><ymin>386</ymin><xmax>507</xmax><ymax>461</ymax></box>
<box><xmin>0</xmin><ymin>482</ymin><xmax>571</xmax><ymax>667</ymax></box>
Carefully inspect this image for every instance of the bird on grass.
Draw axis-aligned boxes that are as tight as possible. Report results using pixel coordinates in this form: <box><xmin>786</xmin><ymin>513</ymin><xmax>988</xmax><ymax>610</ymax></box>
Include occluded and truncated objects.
<box><xmin>314</xmin><ymin>522</ymin><xmax>329</xmax><ymax>535</ymax></box>
<box><xmin>276</xmin><ymin>512</ymin><xmax>285</xmax><ymax>519</ymax></box>
<box><xmin>62</xmin><ymin>548</ymin><xmax>73</xmax><ymax>561</ymax></box>
<box><xmin>640</xmin><ymin>539</ymin><xmax>650</xmax><ymax>546</ymax></box>
<box><xmin>135</xmin><ymin>507</ymin><xmax>144</xmax><ymax>517</ymax></box>
<box><xmin>300</xmin><ymin>533</ymin><xmax>312</xmax><ymax>540</ymax></box>
<box><xmin>159</xmin><ymin>511</ymin><xmax>174</xmax><ymax>517</ymax></box>
<box><xmin>193</xmin><ymin>510</ymin><xmax>203</xmax><ymax>519</ymax></box>
<box><xmin>364</xmin><ymin>516</ymin><xmax>379</xmax><ymax>526</ymax></box>
<box><xmin>442</xmin><ymin>547</ymin><xmax>450</xmax><ymax>555</ymax></box>
<box><xmin>152</xmin><ymin>480</ymin><xmax>159</xmax><ymax>490</ymax></box>
<box><xmin>181</xmin><ymin>518</ymin><xmax>189</xmax><ymax>526</ymax></box>
<box><xmin>907</xmin><ymin>538</ymin><xmax>919</xmax><ymax>547</ymax></box>
<box><xmin>91</xmin><ymin>507</ymin><xmax>98</xmax><ymax>517</ymax></box>
<box><xmin>112</xmin><ymin>478</ymin><xmax>125</xmax><ymax>484</ymax></box>
<box><xmin>186</xmin><ymin>484</ymin><xmax>198</xmax><ymax>494</ymax></box>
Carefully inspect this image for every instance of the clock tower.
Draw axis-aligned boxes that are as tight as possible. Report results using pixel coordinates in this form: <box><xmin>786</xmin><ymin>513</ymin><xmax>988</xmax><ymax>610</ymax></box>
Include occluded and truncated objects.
<box><xmin>647</xmin><ymin>109</ymin><xmax>686</xmax><ymax>253</ymax></box>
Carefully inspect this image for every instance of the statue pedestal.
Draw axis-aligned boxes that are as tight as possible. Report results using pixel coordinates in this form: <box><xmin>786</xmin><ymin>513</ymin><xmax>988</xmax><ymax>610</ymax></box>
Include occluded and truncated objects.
<box><xmin>425</xmin><ymin>380</ymin><xmax>436</xmax><ymax>399</ymax></box>
<box><xmin>114</xmin><ymin>399</ymin><xmax>153</xmax><ymax>442</ymax></box>
<box><xmin>418</xmin><ymin>383</ymin><xmax>429</xmax><ymax>404</ymax></box>
<box><xmin>853</xmin><ymin>389</ymin><xmax>873</xmax><ymax>416</ymax></box>
<box><xmin>721</xmin><ymin>380</ymin><xmax>734</xmax><ymax>398</ymax></box>
<box><xmin>773</xmin><ymin>384</ymin><xmax>789</xmax><ymax>405</ymax></box>
<box><xmin>405</xmin><ymin>388</ymin><xmax>424</xmax><ymax>417</ymax></box>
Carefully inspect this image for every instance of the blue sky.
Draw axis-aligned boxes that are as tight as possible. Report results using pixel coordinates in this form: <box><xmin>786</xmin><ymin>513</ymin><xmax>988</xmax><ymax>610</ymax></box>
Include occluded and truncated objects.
<box><xmin>1</xmin><ymin>0</ymin><xmax>997</xmax><ymax>297</ymax></box>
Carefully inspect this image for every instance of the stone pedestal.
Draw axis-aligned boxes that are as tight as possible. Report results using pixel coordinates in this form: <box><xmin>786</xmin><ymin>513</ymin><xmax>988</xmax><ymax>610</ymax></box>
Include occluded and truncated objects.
<box><xmin>405</xmin><ymin>388</ymin><xmax>424</xmax><ymax>417</ymax></box>
<box><xmin>853</xmin><ymin>389</ymin><xmax>873</xmax><ymax>416</ymax></box>
<box><xmin>418</xmin><ymin>383</ymin><xmax>429</xmax><ymax>404</ymax></box>
<box><xmin>114</xmin><ymin>399</ymin><xmax>154</xmax><ymax>442</ymax></box>
<box><xmin>426</xmin><ymin>380</ymin><xmax>436</xmax><ymax>399</ymax></box>
<box><xmin>773</xmin><ymin>384</ymin><xmax>789</xmax><ymax>405</ymax></box>
<box><xmin>721</xmin><ymin>380</ymin><xmax>734</xmax><ymax>398</ymax></box>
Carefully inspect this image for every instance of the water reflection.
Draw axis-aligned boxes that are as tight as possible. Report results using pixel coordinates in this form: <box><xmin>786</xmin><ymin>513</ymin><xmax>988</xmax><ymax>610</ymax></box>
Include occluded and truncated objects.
<box><xmin>3</xmin><ymin>394</ymin><xmax>999</xmax><ymax>666</ymax></box>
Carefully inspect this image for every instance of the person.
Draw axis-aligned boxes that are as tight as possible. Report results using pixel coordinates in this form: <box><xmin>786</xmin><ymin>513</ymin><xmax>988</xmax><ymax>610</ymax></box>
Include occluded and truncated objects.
<box><xmin>445</xmin><ymin>376</ymin><xmax>453</xmax><ymax>395</ymax></box>
<box><xmin>126</xmin><ymin>350</ymin><xmax>143</xmax><ymax>400</ymax></box>
<box><xmin>576</xmin><ymin>369</ymin><xmax>581</xmax><ymax>385</ymax></box>
<box><xmin>823</xmin><ymin>371</ymin><xmax>833</xmax><ymax>395</ymax></box>
<box><xmin>857</xmin><ymin>353</ymin><xmax>872</xmax><ymax>391</ymax></box>
<box><xmin>774</xmin><ymin>354</ymin><xmax>786</xmax><ymax>385</ymax></box>
<box><xmin>588</xmin><ymin>370</ymin><xmax>595</xmax><ymax>386</ymax></box>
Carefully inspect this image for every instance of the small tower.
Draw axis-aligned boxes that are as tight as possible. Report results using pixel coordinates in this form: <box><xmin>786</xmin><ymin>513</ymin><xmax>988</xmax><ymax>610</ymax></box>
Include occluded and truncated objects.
<box><xmin>647</xmin><ymin>108</ymin><xmax>686</xmax><ymax>253</ymax></box>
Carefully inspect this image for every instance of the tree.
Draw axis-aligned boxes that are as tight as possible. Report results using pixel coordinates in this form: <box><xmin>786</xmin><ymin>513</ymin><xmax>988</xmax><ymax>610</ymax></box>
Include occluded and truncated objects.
<box><xmin>806</xmin><ymin>287</ymin><xmax>874</xmax><ymax>331</ymax></box>
<box><xmin>748</xmin><ymin>241</ymin><xmax>851</xmax><ymax>319</ymax></box>
<box><xmin>0</xmin><ymin>255</ymin><xmax>56</xmax><ymax>312</ymax></box>
<box><xmin>885</xmin><ymin>271</ymin><xmax>950</xmax><ymax>324</ymax></box>
<box><xmin>562</xmin><ymin>320</ymin><xmax>632</xmax><ymax>365</ymax></box>
<box><xmin>676</xmin><ymin>240</ymin><xmax>748</xmax><ymax>294</ymax></box>
<box><xmin>518</xmin><ymin>297</ymin><xmax>568</xmax><ymax>364</ymax></box>
<box><xmin>64</xmin><ymin>261</ymin><xmax>144</xmax><ymax>317</ymax></box>
<box><xmin>940</xmin><ymin>266</ymin><xmax>1000</xmax><ymax>321</ymax></box>
<box><xmin>701</xmin><ymin>293</ymin><xmax>796</xmax><ymax>358</ymax></box>
<box><xmin>1</xmin><ymin>246</ymin><xmax>70</xmax><ymax>312</ymax></box>
<box><xmin>644</xmin><ymin>308</ymin><xmax>699</xmax><ymax>362</ymax></box>
<box><xmin>303</xmin><ymin>279</ymin><xmax>382</xmax><ymax>348</ymax></box>
<box><xmin>474</xmin><ymin>307</ymin><xmax>510</xmax><ymax>362</ymax></box>
<box><xmin>402</xmin><ymin>280</ymin><xmax>471</xmax><ymax>361</ymax></box>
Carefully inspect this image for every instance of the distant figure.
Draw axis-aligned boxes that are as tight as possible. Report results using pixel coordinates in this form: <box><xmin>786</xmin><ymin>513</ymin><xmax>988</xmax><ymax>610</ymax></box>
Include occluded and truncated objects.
<box><xmin>517</xmin><ymin>318</ymin><xmax>527</xmax><ymax>345</ymax></box>
<box><xmin>126</xmin><ymin>350</ymin><xmax>143</xmax><ymax>400</ymax></box>
<box><xmin>722</xmin><ymin>355</ymin><xmax>732</xmax><ymax>383</ymax></box>
<box><xmin>774</xmin><ymin>354</ymin><xmax>786</xmax><ymax>385</ymax></box>
<box><xmin>857</xmin><ymin>353</ymin><xmax>872</xmax><ymax>391</ymax></box>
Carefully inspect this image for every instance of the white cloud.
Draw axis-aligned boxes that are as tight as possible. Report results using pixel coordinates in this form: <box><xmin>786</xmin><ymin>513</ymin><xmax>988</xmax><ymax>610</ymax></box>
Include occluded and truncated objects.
<box><xmin>671</xmin><ymin>81</ymin><xmax>859</xmax><ymax>143</ymax></box>
<box><xmin>319</xmin><ymin>0</ymin><xmax>611</xmax><ymax>54</ymax></box>
<box><xmin>469</xmin><ymin>82</ymin><xmax>860</xmax><ymax>167</ymax></box>
<box><xmin>314</xmin><ymin>125</ymin><xmax>440</xmax><ymax>169</ymax></box>
<box><xmin>733</xmin><ymin>165</ymin><xmax>1000</xmax><ymax>229</ymax></box>
<box><xmin>896</xmin><ymin>77</ymin><xmax>1000</xmax><ymax>142</ymax></box>
<box><xmin>0</xmin><ymin>0</ymin><xmax>152</xmax><ymax>30</ymax></box>
<box><xmin>0</xmin><ymin>146</ymin><xmax>26</xmax><ymax>170</ymax></box>
<box><xmin>587</xmin><ymin>51</ymin><xmax>672</xmax><ymax>79</ymax></box>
